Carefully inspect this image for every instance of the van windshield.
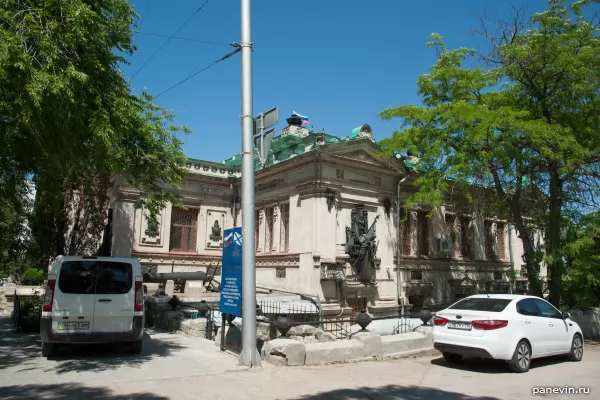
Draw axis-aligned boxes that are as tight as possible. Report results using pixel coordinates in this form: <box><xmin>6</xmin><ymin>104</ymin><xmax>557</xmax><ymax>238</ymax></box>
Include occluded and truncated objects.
<box><xmin>448</xmin><ymin>298</ymin><xmax>512</xmax><ymax>312</ymax></box>
<box><xmin>58</xmin><ymin>260</ymin><xmax>133</xmax><ymax>295</ymax></box>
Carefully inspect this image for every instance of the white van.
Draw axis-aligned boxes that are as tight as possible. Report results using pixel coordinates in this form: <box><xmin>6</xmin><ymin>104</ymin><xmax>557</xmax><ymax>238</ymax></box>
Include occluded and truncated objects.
<box><xmin>40</xmin><ymin>256</ymin><xmax>145</xmax><ymax>357</ymax></box>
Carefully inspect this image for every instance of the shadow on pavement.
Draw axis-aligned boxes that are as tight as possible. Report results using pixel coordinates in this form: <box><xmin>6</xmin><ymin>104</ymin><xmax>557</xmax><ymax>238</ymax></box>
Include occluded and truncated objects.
<box><xmin>430</xmin><ymin>354</ymin><xmax>569</xmax><ymax>373</ymax></box>
<box><xmin>290</xmin><ymin>384</ymin><xmax>500</xmax><ymax>400</ymax></box>
<box><xmin>0</xmin><ymin>383</ymin><xmax>168</xmax><ymax>400</ymax></box>
<box><xmin>0</xmin><ymin>316</ymin><xmax>186</xmax><ymax>375</ymax></box>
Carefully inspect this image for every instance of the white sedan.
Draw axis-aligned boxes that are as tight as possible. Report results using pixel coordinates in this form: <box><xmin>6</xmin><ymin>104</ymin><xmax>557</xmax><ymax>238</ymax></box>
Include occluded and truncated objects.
<box><xmin>432</xmin><ymin>294</ymin><xmax>584</xmax><ymax>373</ymax></box>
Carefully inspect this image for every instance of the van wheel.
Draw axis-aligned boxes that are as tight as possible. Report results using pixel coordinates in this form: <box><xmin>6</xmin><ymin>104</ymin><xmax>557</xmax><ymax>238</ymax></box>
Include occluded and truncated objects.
<box><xmin>443</xmin><ymin>352</ymin><xmax>462</xmax><ymax>363</ymax></box>
<box><xmin>508</xmin><ymin>340</ymin><xmax>531</xmax><ymax>373</ymax></box>
<box><xmin>41</xmin><ymin>342</ymin><xmax>55</xmax><ymax>357</ymax></box>
<box><xmin>130</xmin><ymin>340</ymin><xmax>143</xmax><ymax>354</ymax></box>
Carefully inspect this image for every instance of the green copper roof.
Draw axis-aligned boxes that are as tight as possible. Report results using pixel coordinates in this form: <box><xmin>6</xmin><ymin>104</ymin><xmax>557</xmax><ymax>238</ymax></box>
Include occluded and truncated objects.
<box><xmin>219</xmin><ymin>131</ymin><xmax>375</xmax><ymax>171</ymax></box>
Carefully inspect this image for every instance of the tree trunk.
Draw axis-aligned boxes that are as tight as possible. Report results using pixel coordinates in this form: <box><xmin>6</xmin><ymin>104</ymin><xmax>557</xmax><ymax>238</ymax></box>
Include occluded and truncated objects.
<box><xmin>509</xmin><ymin>199</ymin><xmax>544</xmax><ymax>297</ymax></box>
<box><xmin>547</xmin><ymin>163</ymin><xmax>563</xmax><ymax>307</ymax></box>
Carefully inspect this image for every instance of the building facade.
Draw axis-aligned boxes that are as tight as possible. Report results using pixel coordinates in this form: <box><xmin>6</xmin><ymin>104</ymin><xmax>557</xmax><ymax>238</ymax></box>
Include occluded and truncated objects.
<box><xmin>107</xmin><ymin>116</ymin><xmax>546</xmax><ymax>317</ymax></box>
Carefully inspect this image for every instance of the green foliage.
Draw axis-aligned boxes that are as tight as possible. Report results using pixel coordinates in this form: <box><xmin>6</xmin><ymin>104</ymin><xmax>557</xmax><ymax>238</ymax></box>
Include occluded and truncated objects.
<box><xmin>562</xmin><ymin>212</ymin><xmax>600</xmax><ymax>309</ymax></box>
<box><xmin>17</xmin><ymin>292</ymin><xmax>43</xmax><ymax>333</ymax></box>
<box><xmin>0</xmin><ymin>1</ymin><xmax>191</xmax><ymax>265</ymax></box>
<box><xmin>379</xmin><ymin>0</ymin><xmax>600</xmax><ymax>306</ymax></box>
<box><xmin>20</xmin><ymin>268</ymin><xmax>46</xmax><ymax>286</ymax></box>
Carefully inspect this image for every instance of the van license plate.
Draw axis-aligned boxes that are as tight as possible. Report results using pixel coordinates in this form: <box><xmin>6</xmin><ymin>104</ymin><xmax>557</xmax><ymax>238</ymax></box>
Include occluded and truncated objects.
<box><xmin>57</xmin><ymin>322</ymin><xmax>90</xmax><ymax>331</ymax></box>
<box><xmin>447</xmin><ymin>322</ymin><xmax>472</xmax><ymax>331</ymax></box>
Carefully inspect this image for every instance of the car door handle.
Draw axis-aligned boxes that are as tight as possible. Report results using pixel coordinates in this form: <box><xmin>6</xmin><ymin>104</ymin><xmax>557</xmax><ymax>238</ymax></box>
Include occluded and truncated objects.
<box><xmin>525</xmin><ymin>320</ymin><xmax>531</xmax><ymax>324</ymax></box>
<box><xmin>548</xmin><ymin>323</ymin><xmax>554</xmax><ymax>327</ymax></box>
<box><xmin>98</xmin><ymin>298</ymin><xmax>112</xmax><ymax>303</ymax></box>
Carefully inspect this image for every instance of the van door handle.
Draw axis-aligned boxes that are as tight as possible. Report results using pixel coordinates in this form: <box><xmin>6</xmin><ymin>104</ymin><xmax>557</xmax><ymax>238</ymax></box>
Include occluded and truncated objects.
<box><xmin>548</xmin><ymin>323</ymin><xmax>554</xmax><ymax>327</ymax></box>
<box><xmin>525</xmin><ymin>320</ymin><xmax>531</xmax><ymax>324</ymax></box>
<box><xmin>98</xmin><ymin>298</ymin><xmax>112</xmax><ymax>303</ymax></box>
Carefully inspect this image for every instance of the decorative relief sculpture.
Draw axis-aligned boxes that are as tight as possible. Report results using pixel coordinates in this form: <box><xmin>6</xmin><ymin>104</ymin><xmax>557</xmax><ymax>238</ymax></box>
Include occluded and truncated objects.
<box><xmin>209</xmin><ymin>220</ymin><xmax>222</xmax><ymax>242</ymax></box>
<box><xmin>145</xmin><ymin>218</ymin><xmax>160</xmax><ymax>238</ymax></box>
<box><xmin>325</xmin><ymin>188</ymin><xmax>337</xmax><ymax>212</ymax></box>
<box><xmin>345</xmin><ymin>204</ymin><xmax>379</xmax><ymax>281</ymax></box>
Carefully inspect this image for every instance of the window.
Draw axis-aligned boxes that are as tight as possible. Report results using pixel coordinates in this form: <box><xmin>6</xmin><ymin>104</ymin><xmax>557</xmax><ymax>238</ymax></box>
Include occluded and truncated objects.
<box><xmin>410</xmin><ymin>270</ymin><xmax>422</xmax><ymax>280</ymax></box>
<box><xmin>445</xmin><ymin>214</ymin><xmax>458</xmax><ymax>258</ymax></box>
<box><xmin>448</xmin><ymin>298</ymin><xmax>512</xmax><ymax>312</ymax></box>
<box><xmin>265</xmin><ymin>207</ymin><xmax>274</xmax><ymax>253</ymax></box>
<box><xmin>459</xmin><ymin>217</ymin><xmax>472</xmax><ymax>259</ymax></box>
<box><xmin>400</xmin><ymin>208</ymin><xmax>411</xmax><ymax>256</ymax></box>
<box><xmin>494</xmin><ymin>271</ymin><xmax>503</xmax><ymax>281</ymax></box>
<box><xmin>169</xmin><ymin>208</ymin><xmax>198</xmax><ymax>252</ymax></box>
<box><xmin>496</xmin><ymin>223</ymin><xmax>506</xmax><ymax>260</ymax></box>
<box><xmin>58</xmin><ymin>261</ymin><xmax>133</xmax><ymax>295</ymax></box>
<box><xmin>58</xmin><ymin>261</ymin><xmax>97</xmax><ymax>294</ymax></box>
<box><xmin>516</xmin><ymin>298</ymin><xmax>540</xmax><ymax>316</ymax></box>
<box><xmin>534</xmin><ymin>299</ymin><xmax>562</xmax><ymax>319</ymax></box>
<box><xmin>95</xmin><ymin>262</ymin><xmax>133</xmax><ymax>294</ymax></box>
<box><xmin>280</xmin><ymin>203</ymin><xmax>290</xmax><ymax>252</ymax></box>
<box><xmin>417</xmin><ymin>211</ymin><xmax>429</xmax><ymax>256</ymax></box>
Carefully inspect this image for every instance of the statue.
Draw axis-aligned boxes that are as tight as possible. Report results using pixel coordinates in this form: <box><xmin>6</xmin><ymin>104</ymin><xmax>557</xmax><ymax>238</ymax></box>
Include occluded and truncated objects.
<box><xmin>345</xmin><ymin>204</ymin><xmax>379</xmax><ymax>281</ymax></box>
<box><xmin>210</xmin><ymin>220</ymin><xmax>222</xmax><ymax>242</ymax></box>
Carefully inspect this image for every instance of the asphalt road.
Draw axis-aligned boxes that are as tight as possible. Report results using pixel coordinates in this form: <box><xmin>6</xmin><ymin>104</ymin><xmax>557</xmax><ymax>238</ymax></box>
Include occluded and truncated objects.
<box><xmin>0</xmin><ymin>315</ymin><xmax>598</xmax><ymax>400</ymax></box>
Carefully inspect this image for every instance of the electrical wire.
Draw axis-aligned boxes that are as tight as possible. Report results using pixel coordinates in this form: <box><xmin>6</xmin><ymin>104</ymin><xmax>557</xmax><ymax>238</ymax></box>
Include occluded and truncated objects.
<box><xmin>130</xmin><ymin>0</ymin><xmax>210</xmax><ymax>80</ymax></box>
<box><xmin>134</xmin><ymin>31</ymin><xmax>230</xmax><ymax>46</ymax></box>
<box><xmin>155</xmin><ymin>46</ymin><xmax>241</xmax><ymax>98</ymax></box>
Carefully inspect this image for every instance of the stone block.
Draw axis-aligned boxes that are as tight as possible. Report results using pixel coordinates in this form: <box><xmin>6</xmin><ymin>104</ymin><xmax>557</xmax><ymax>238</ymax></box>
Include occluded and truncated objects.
<box><xmin>179</xmin><ymin>318</ymin><xmax>208</xmax><ymax>337</ymax></box>
<box><xmin>315</xmin><ymin>331</ymin><xmax>337</xmax><ymax>343</ymax></box>
<box><xmin>381</xmin><ymin>332</ymin><xmax>432</xmax><ymax>356</ymax></box>
<box><xmin>304</xmin><ymin>340</ymin><xmax>364</xmax><ymax>365</ymax></box>
<box><xmin>261</xmin><ymin>338</ymin><xmax>306</xmax><ymax>366</ymax></box>
<box><xmin>569</xmin><ymin>308</ymin><xmax>600</xmax><ymax>340</ymax></box>
<box><xmin>351</xmin><ymin>331</ymin><xmax>382</xmax><ymax>358</ymax></box>
<box><xmin>155</xmin><ymin>310</ymin><xmax>184</xmax><ymax>331</ymax></box>
<box><xmin>288</xmin><ymin>324</ymin><xmax>319</xmax><ymax>337</ymax></box>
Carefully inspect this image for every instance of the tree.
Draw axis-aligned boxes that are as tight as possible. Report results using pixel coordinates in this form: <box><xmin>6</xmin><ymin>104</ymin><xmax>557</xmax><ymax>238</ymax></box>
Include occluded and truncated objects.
<box><xmin>0</xmin><ymin>1</ymin><xmax>190</xmax><ymax>265</ymax></box>
<box><xmin>379</xmin><ymin>0</ymin><xmax>600</xmax><ymax>306</ymax></box>
<box><xmin>562</xmin><ymin>211</ymin><xmax>600</xmax><ymax>309</ymax></box>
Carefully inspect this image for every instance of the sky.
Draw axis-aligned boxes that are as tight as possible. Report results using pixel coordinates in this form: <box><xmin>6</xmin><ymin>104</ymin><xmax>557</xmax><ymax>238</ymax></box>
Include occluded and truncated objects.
<box><xmin>122</xmin><ymin>0</ymin><xmax>553</xmax><ymax>163</ymax></box>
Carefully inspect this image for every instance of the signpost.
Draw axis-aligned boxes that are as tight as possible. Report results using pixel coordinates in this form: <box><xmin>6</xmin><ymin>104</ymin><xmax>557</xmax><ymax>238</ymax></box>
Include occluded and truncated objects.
<box><xmin>253</xmin><ymin>106</ymin><xmax>278</xmax><ymax>168</ymax></box>
<box><xmin>220</xmin><ymin>228</ymin><xmax>243</xmax><ymax>317</ymax></box>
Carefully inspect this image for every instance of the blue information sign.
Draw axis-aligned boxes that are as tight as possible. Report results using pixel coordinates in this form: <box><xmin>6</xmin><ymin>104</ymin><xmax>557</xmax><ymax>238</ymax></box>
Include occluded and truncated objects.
<box><xmin>220</xmin><ymin>227</ymin><xmax>242</xmax><ymax>317</ymax></box>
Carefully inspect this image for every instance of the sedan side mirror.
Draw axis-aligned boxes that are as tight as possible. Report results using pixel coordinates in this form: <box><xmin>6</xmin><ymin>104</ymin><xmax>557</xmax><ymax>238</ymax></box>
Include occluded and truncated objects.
<box><xmin>562</xmin><ymin>311</ymin><xmax>571</xmax><ymax>319</ymax></box>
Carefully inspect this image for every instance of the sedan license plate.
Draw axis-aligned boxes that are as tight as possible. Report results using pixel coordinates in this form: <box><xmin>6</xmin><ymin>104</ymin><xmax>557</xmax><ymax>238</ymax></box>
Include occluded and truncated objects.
<box><xmin>447</xmin><ymin>321</ymin><xmax>472</xmax><ymax>331</ymax></box>
<box><xmin>57</xmin><ymin>321</ymin><xmax>90</xmax><ymax>331</ymax></box>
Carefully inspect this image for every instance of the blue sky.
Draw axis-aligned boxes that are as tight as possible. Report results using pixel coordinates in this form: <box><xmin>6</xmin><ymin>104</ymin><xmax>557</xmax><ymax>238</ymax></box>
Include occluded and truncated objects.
<box><xmin>123</xmin><ymin>0</ymin><xmax>551</xmax><ymax>162</ymax></box>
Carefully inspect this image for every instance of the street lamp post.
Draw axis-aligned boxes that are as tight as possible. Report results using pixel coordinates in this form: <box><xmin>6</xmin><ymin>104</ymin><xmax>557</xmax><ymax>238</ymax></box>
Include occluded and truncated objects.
<box><xmin>239</xmin><ymin>0</ymin><xmax>260</xmax><ymax>367</ymax></box>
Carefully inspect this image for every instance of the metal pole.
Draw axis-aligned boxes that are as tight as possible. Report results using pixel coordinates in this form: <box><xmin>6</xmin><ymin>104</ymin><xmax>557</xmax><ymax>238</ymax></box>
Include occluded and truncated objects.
<box><xmin>239</xmin><ymin>0</ymin><xmax>260</xmax><ymax>367</ymax></box>
<box><xmin>396</xmin><ymin>174</ymin><xmax>410</xmax><ymax>316</ymax></box>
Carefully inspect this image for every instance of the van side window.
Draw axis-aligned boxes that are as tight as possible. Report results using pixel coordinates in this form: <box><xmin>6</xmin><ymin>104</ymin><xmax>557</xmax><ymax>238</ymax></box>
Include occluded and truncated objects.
<box><xmin>516</xmin><ymin>298</ymin><xmax>540</xmax><ymax>317</ymax></box>
<box><xmin>58</xmin><ymin>261</ymin><xmax>96</xmax><ymax>294</ymax></box>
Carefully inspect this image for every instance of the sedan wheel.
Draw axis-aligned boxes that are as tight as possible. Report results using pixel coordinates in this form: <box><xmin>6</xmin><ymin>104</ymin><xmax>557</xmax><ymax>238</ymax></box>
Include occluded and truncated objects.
<box><xmin>568</xmin><ymin>334</ymin><xmax>583</xmax><ymax>362</ymax></box>
<box><xmin>509</xmin><ymin>340</ymin><xmax>531</xmax><ymax>373</ymax></box>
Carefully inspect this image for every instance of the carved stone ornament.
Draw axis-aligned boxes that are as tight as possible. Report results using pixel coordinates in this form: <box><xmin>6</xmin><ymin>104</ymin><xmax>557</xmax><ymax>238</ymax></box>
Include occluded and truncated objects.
<box><xmin>382</xmin><ymin>198</ymin><xmax>392</xmax><ymax>218</ymax></box>
<box><xmin>345</xmin><ymin>204</ymin><xmax>380</xmax><ymax>282</ymax></box>
<box><xmin>209</xmin><ymin>220</ymin><xmax>222</xmax><ymax>242</ymax></box>
<box><xmin>144</xmin><ymin>218</ymin><xmax>160</xmax><ymax>238</ymax></box>
<box><xmin>325</xmin><ymin>188</ymin><xmax>337</xmax><ymax>212</ymax></box>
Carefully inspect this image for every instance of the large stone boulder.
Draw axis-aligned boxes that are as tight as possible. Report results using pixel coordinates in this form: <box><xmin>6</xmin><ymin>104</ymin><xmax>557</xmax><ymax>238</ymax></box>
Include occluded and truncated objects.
<box><xmin>261</xmin><ymin>338</ymin><xmax>306</xmax><ymax>366</ymax></box>
<box><xmin>179</xmin><ymin>318</ymin><xmax>208</xmax><ymax>337</ymax></box>
<box><xmin>287</xmin><ymin>324</ymin><xmax>337</xmax><ymax>343</ymax></box>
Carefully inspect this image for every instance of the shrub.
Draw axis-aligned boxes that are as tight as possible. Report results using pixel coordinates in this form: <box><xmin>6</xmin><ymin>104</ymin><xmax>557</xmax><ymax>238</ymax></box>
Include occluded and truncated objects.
<box><xmin>20</xmin><ymin>268</ymin><xmax>46</xmax><ymax>286</ymax></box>
<box><xmin>17</xmin><ymin>291</ymin><xmax>43</xmax><ymax>333</ymax></box>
